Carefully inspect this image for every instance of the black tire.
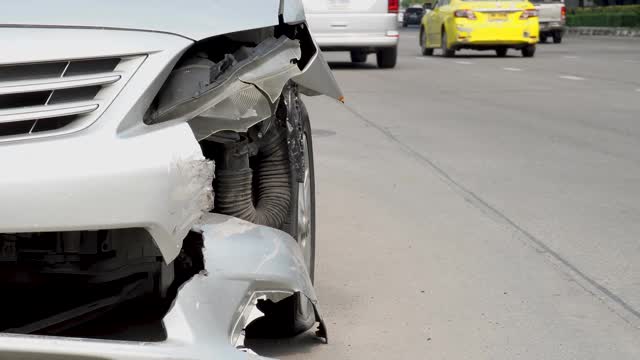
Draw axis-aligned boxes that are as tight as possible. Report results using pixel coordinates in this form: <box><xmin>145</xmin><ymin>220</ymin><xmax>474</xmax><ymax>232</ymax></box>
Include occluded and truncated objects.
<box><xmin>553</xmin><ymin>33</ymin><xmax>562</xmax><ymax>44</ymax></box>
<box><xmin>441</xmin><ymin>30</ymin><xmax>455</xmax><ymax>57</ymax></box>
<box><xmin>402</xmin><ymin>22</ymin><xmax>408</xmax><ymax>28</ymax></box>
<box><xmin>496</xmin><ymin>48</ymin><xmax>508</xmax><ymax>57</ymax></box>
<box><xmin>245</xmin><ymin>99</ymin><xmax>317</xmax><ymax>339</ymax></box>
<box><xmin>350</xmin><ymin>51</ymin><xmax>368</xmax><ymax>63</ymax></box>
<box><xmin>287</xmin><ymin>101</ymin><xmax>317</xmax><ymax>334</ymax></box>
<box><xmin>420</xmin><ymin>28</ymin><xmax>434</xmax><ymax>56</ymax></box>
<box><xmin>540</xmin><ymin>34</ymin><xmax>548</xmax><ymax>43</ymax></box>
<box><xmin>376</xmin><ymin>47</ymin><xmax>398</xmax><ymax>68</ymax></box>
<box><xmin>522</xmin><ymin>44</ymin><xmax>536</xmax><ymax>57</ymax></box>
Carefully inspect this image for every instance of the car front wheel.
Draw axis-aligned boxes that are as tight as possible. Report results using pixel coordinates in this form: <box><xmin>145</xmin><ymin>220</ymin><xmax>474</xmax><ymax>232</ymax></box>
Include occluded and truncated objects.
<box><xmin>421</xmin><ymin>29</ymin><xmax>433</xmax><ymax>56</ymax></box>
<box><xmin>245</xmin><ymin>99</ymin><xmax>318</xmax><ymax>339</ymax></box>
<box><xmin>441</xmin><ymin>30</ymin><xmax>455</xmax><ymax>57</ymax></box>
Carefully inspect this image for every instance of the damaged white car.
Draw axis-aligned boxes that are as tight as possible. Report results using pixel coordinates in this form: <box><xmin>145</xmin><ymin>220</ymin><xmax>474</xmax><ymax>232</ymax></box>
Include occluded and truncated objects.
<box><xmin>0</xmin><ymin>1</ymin><xmax>341</xmax><ymax>358</ymax></box>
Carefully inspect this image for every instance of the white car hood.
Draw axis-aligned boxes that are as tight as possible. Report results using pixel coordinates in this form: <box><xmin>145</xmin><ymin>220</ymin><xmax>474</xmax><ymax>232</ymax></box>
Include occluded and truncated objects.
<box><xmin>0</xmin><ymin>0</ymin><xmax>282</xmax><ymax>40</ymax></box>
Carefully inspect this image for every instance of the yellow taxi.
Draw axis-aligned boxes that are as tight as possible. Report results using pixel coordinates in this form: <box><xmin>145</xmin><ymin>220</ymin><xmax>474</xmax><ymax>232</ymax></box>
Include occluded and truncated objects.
<box><xmin>420</xmin><ymin>0</ymin><xmax>539</xmax><ymax>57</ymax></box>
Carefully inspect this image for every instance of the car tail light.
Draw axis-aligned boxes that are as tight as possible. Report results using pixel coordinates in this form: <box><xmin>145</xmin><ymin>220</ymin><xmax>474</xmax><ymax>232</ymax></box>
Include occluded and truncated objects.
<box><xmin>454</xmin><ymin>9</ymin><xmax>476</xmax><ymax>20</ymax></box>
<box><xmin>388</xmin><ymin>0</ymin><xmax>399</xmax><ymax>13</ymax></box>
<box><xmin>520</xmin><ymin>9</ymin><xmax>538</xmax><ymax>19</ymax></box>
<box><xmin>561</xmin><ymin>6</ymin><xmax>566</xmax><ymax>21</ymax></box>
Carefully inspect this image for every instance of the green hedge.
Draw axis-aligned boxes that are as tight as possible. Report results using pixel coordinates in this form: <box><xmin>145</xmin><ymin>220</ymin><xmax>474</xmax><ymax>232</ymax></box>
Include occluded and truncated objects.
<box><xmin>567</xmin><ymin>5</ymin><xmax>640</xmax><ymax>27</ymax></box>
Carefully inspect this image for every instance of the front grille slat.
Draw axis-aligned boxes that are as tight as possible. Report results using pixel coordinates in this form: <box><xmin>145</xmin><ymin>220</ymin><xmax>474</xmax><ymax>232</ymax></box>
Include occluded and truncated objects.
<box><xmin>0</xmin><ymin>74</ymin><xmax>121</xmax><ymax>96</ymax></box>
<box><xmin>0</xmin><ymin>102</ymin><xmax>99</xmax><ymax>124</ymax></box>
<box><xmin>0</xmin><ymin>56</ymin><xmax>141</xmax><ymax>141</ymax></box>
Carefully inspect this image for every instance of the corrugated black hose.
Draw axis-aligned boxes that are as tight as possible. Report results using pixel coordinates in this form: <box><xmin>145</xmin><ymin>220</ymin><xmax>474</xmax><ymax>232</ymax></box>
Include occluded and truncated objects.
<box><xmin>212</xmin><ymin>127</ymin><xmax>291</xmax><ymax>228</ymax></box>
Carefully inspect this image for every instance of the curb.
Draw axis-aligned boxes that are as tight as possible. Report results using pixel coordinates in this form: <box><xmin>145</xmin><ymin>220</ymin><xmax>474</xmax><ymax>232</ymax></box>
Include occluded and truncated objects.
<box><xmin>567</xmin><ymin>26</ymin><xmax>640</xmax><ymax>37</ymax></box>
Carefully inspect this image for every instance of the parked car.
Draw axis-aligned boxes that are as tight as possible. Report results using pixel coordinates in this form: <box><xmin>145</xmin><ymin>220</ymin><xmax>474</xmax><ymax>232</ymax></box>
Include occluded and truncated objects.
<box><xmin>403</xmin><ymin>6</ymin><xmax>426</xmax><ymax>27</ymax></box>
<box><xmin>303</xmin><ymin>0</ymin><xmax>400</xmax><ymax>68</ymax></box>
<box><xmin>531</xmin><ymin>0</ymin><xmax>566</xmax><ymax>43</ymax></box>
<box><xmin>0</xmin><ymin>0</ymin><xmax>341</xmax><ymax>358</ymax></box>
<box><xmin>420</xmin><ymin>0</ymin><xmax>540</xmax><ymax>57</ymax></box>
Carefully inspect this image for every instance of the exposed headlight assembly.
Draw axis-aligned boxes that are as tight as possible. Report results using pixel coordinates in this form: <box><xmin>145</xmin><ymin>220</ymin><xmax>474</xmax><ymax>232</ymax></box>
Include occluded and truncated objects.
<box><xmin>146</xmin><ymin>36</ymin><xmax>302</xmax><ymax>140</ymax></box>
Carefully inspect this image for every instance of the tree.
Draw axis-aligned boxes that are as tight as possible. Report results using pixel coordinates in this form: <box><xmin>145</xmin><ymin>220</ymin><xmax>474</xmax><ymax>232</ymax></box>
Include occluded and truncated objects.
<box><xmin>402</xmin><ymin>0</ymin><xmax>425</xmax><ymax>8</ymax></box>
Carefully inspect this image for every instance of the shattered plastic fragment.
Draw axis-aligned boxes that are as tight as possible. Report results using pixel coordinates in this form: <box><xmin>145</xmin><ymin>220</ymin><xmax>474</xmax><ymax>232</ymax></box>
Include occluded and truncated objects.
<box><xmin>169</xmin><ymin>157</ymin><xmax>215</xmax><ymax>238</ymax></box>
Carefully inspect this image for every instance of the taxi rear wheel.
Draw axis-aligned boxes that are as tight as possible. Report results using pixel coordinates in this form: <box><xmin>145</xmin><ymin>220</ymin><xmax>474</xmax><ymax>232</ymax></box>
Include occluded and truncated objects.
<box><xmin>496</xmin><ymin>48</ymin><xmax>508</xmax><ymax>57</ymax></box>
<box><xmin>522</xmin><ymin>45</ymin><xmax>536</xmax><ymax>57</ymax></box>
<box><xmin>441</xmin><ymin>31</ymin><xmax>455</xmax><ymax>57</ymax></box>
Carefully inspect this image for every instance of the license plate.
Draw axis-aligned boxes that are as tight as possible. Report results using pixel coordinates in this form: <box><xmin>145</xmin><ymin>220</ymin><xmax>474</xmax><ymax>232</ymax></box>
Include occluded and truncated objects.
<box><xmin>488</xmin><ymin>13</ymin><xmax>508</xmax><ymax>21</ymax></box>
<box><xmin>0</xmin><ymin>238</ymin><xmax>17</xmax><ymax>262</ymax></box>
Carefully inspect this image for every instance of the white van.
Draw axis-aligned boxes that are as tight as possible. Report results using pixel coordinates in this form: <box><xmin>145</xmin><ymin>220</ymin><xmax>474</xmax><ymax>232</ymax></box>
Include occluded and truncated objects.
<box><xmin>302</xmin><ymin>0</ymin><xmax>400</xmax><ymax>68</ymax></box>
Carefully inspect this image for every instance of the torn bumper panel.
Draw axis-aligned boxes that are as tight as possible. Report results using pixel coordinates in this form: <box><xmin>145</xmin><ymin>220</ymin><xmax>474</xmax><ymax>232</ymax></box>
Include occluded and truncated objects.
<box><xmin>0</xmin><ymin>214</ymin><xmax>324</xmax><ymax>359</ymax></box>
<box><xmin>0</xmin><ymin>123</ymin><xmax>210</xmax><ymax>263</ymax></box>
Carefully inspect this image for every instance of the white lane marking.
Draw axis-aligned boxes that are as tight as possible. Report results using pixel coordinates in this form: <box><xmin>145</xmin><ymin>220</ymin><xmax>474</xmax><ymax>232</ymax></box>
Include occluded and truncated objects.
<box><xmin>563</xmin><ymin>55</ymin><xmax>579</xmax><ymax>59</ymax></box>
<box><xmin>503</xmin><ymin>67</ymin><xmax>522</xmax><ymax>71</ymax></box>
<box><xmin>455</xmin><ymin>61</ymin><xmax>473</xmax><ymax>65</ymax></box>
<box><xmin>559</xmin><ymin>75</ymin><xmax>586</xmax><ymax>81</ymax></box>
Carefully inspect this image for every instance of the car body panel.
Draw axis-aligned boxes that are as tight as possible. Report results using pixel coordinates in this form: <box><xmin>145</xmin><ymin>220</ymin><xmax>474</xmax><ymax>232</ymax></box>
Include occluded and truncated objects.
<box><xmin>0</xmin><ymin>0</ymin><xmax>281</xmax><ymax>41</ymax></box>
<box><xmin>0</xmin><ymin>27</ymin><xmax>203</xmax><ymax>263</ymax></box>
<box><xmin>302</xmin><ymin>0</ymin><xmax>399</xmax><ymax>49</ymax></box>
<box><xmin>0</xmin><ymin>214</ymin><xmax>323</xmax><ymax>359</ymax></box>
<box><xmin>0</xmin><ymin>1</ymin><xmax>342</xmax><ymax>265</ymax></box>
<box><xmin>422</xmin><ymin>0</ymin><xmax>538</xmax><ymax>49</ymax></box>
<box><xmin>282</xmin><ymin>0</ymin><xmax>307</xmax><ymax>24</ymax></box>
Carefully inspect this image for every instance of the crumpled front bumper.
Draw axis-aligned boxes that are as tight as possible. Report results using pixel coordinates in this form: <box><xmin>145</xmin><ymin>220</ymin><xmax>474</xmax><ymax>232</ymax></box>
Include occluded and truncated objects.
<box><xmin>0</xmin><ymin>214</ymin><xmax>324</xmax><ymax>359</ymax></box>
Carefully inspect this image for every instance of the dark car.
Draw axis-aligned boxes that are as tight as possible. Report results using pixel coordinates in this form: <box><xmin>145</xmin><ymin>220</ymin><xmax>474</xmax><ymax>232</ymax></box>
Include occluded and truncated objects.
<box><xmin>403</xmin><ymin>7</ymin><xmax>424</xmax><ymax>27</ymax></box>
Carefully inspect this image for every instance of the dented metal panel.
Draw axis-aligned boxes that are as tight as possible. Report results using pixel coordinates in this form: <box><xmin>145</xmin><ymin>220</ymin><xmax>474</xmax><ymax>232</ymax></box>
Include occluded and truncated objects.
<box><xmin>281</xmin><ymin>0</ymin><xmax>307</xmax><ymax>24</ymax></box>
<box><xmin>0</xmin><ymin>214</ymin><xmax>322</xmax><ymax>359</ymax></box>
<box><xmin>151</xmin><ymin>37</ymin><xmax>304</xmax><ymax>139</ymax></box>
<box><xmin>294</xmin><ymin>48</ymin><xmax>344</xmax><ymax>100</ymax></box>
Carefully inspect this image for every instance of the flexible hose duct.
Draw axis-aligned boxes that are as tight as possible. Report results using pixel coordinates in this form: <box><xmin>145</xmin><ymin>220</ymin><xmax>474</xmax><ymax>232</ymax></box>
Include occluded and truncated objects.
<box><xmin>213</xmin><ymin>128</ymin><xmax>291</xmax><ymax>228</ymax></box>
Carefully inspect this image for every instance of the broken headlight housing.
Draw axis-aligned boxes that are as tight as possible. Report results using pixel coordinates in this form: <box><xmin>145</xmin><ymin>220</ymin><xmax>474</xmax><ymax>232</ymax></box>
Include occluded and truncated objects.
<box><xmin>145</xmin><ymin>36</ymin><xmax>303</xmax><ymax>140</ymax></box>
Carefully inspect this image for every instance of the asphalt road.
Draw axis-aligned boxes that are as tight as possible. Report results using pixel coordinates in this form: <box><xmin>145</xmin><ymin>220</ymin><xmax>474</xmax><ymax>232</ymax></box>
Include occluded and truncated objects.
<box><xmin>248</xmin><ymin>29</ymin><xmax>640</xmax><ymax>359</ymax></box>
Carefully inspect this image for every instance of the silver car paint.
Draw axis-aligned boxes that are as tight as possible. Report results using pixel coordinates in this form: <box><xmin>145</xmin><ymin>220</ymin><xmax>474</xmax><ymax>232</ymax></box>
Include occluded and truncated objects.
<box><xmin>0</xmin><ymin>1</ymin><xmax>340</xmax><ymax>263</ymax></box>
<box><xmin>0</xmin><ymin>0</ymin><xmax>341</xmax><ymax>100</ymax></box>
<box><xmin>0</xmin><ymin>0</ymin><xmax>281</xmax><ymax>41</ymax></box>
<box><xmin>0</xmin><ymin>28</ymin><xmax>202</xmax><ymax>262</ymax></box>
<box><xmin>1</xmin><ymin>1</ymin><xmax>337</xmax><ymax>356</ymax></box>
<box><xmin>0</xmin><ymin>214</ymin><xmax>321</xmax><ymax>359</ymax></box>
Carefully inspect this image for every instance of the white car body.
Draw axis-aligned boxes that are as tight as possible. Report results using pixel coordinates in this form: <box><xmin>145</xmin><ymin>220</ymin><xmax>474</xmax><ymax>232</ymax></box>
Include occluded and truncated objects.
<box><xmin>0</xmin><ymin>0</ymin><xmax>339</xmax><ymax>264</ymax></box>
<box><xmin>0</xmin><ymin>0</ymin><xmax>340</xmax><ymax>358</ymax></box>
